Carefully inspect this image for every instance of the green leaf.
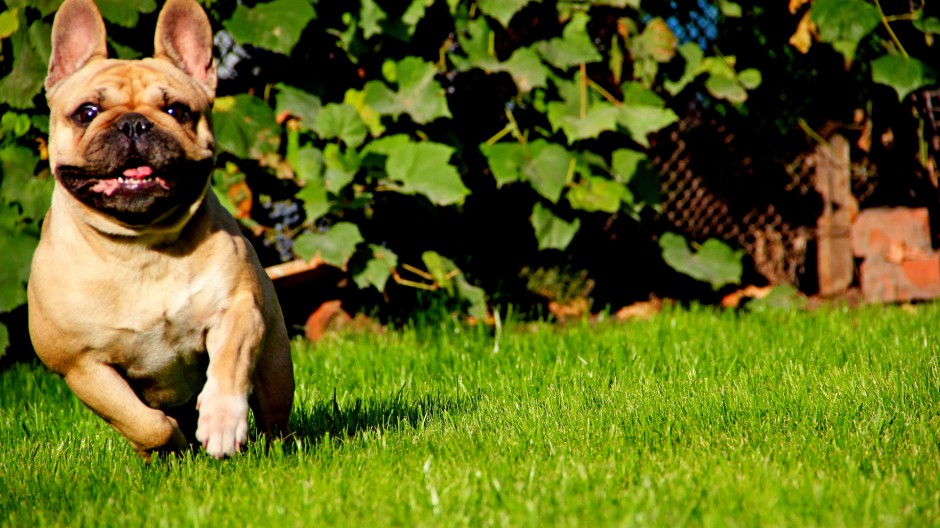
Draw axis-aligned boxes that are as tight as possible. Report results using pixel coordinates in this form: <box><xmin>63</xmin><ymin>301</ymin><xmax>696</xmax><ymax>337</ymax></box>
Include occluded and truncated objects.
<box><xmin>524</xmin><ymin>141</ymin><xmax>573</xmax><ymax>203</ymax></box>
<box><xmin>290</xmin><ymin>146</ymin><xmax>329</xmax><ymax>222</ymax></box>
<box><xmin>360</xmin><ymin>0</ymin><xmax>387</xmax><ymax>40</ymax></box>
<box><xmin>361</xmin><ymin>134</ymin><xmax>412</xmax><ymax>157</ymax></box>
<box><xmin>610</xmin><ymin>149</ymin><xmax>646</xmax><ymax>184</ymax></box>
<box><xmin>420</xmin><ymin>251</ymin><xmax>489</xmax><ymax>318</ymax></box>
<box><xmin>456</xmin><ymin>277</ymin><xmax>489</xmax><ymax>320</ymax></box>
<box><xmin>353</xmin><ymin>245</ymin><xmax>398</xmax><ymax>291</ymax></box>
<box><xmin>452</xmin><ymin>18</ymin><xmax>498</xmax><ymax>71</ymax></box>
<box><xmin>810</xmin><ymin>0</ymin><xmax>880</xmax><ymax>63</ymax></box>
<box><xmin>422</xmin><ymin>250</ymin><xmax>457</xmax><ymax>293</ymax></box>
<box><xmin>275</xmin><ymin>83</ymin><xmax>323</xmax><ymax>130</ymax></box>
<box><xmin>452</xmin><ymin>19</ymin><xmax>548</xmax><ymax>93</ymax></box>
<box><xmin>361</xmin><ymin>59</ymin><xmax>451</xmax><ymax>124</ymax></box>
<box><xmin>1</xmin><ymin>112</ymin><xmax>32</xmax><ymax>138</ymax></box>
<box><xmin>500</xmin><ymin>47</ymin><xmax>550</xmax><ymax>93</ymax></box>
<box><xmin>664</xmin><ymin>42</ymin><xmax>705</xmax><ymax>95</ymax></box>
<box><xmin>616</xmin><ymin>105</ymin><xmax>678</xmax><ymax>148</ymax></box>
<box><xmin>389</xmin><ymin>57</ymin><xmax>452</xmax><ymax>124</ymax></box>
<box><xmin>704</xmin><ymin>73</ymin><xmax>748</xmax><ymax>103</ymax></box>
<box><xmin>0</xmin><ymin>214</ymin><xmax>39</xmax><ymax>312</ymax></box>
<box><xmin>0</xmin><ymin>321</ymin><xmax>8</xmax><ymax>360</ymax></box>
<box><xmin>96</xmin><ymin>0</ymin><xmax>156</xmax><ymax>27</ymax></box>
<box><xmin>384</xmin><ymin>141</ymin><xmax>469</xmax><ymax>206</ymax></box>
<box><xmin>547</xmin><ymin>101</ymin><xmax>621</xmax><ymax>143</ymax></box>
<box><xmin>0</xmin><ymin>21</ymin><xmax>50</xmax><ymax>109</ymax></box>
<box><xmin>294</xmin><ymin>222</ymin><xmax>363</xmax><ymax>268</ymax></box>
<box><xmin>531</xmin><ymin>203</ymin><xmax>580</xmax><ymax>251</ymax></box>
<box><xmin>385</xmin><ymin>0</ymin><xmax>432</xmax><ymax>40</ymax></box>
<box><xmin>0</xmin><ymin>9</ymin><xmax>21</xmax><ymax>39</ymax></box>
<box><xmin>402</xmin><ymin>0</ymin><xmax>430</xmax><ymax>35</ymax></box>
<box><xmin>0</xmin><ymin>145</ymin><xmax>51</xmax><ymax>220</ymax></box>
<box><xmin>871</xmin><ymin>55</ymin><xmax>936</xmax><ymax>101</ymax></box>
<box><xmin>224</xmin><ymin>0</ymin><xmax>316</xmax><ymax>55</ymax></box>
<box><xmin>737</xmin><ymin>68</ymin><xmax>762</xmax><ymax>90</ymax></box>
<box><xmin>480</xmin><ymin>142</ymin><xmax>526</xmax><ymax>187</ymax></box>
<box><xmin>537</xmin><ymin>13</ymin><xmax>602</xmax><ymax>69</ymax></box>
<box><xmin>213</xmin><ymin>94</ymin><xmax>281</xmax><ymax>160</ymax></box>
<box><xmin>296</xmin><ymin>183</ymin><xmax>329</xmax><ymax>224</ymax></box>
<box><xmin>746</xmin><ymin>285</ymin><xmax>806</xmax><ymax>312</ymax></box>
<box><xmin>915</xmin><ymin>17</ymin><xmax>940</xmax><ymax>35</ymax></box>
<box><xmin>697</xmin><ymin>57</ymin><xmax>761</xmax><ymax>103</ymax></box>
<box><xmin>719</xmin><ymin>1</ymin><xmax>743</xmax><ymax>17</ymax></box>
<box><xmin>3</xmin><ymin>0</ymin><xmax>59</xmax><ymax>16</ymax></box>
<box><xmin>659</xmin><ymin>232</ymin><xmax>743</xmax><ymax>290</ymax></box>
<box><xmin>567</xmin><ymin>176</ymin><xmax>631</xmax><ymax>213</ymax></box>
<box><xmin>322</xmin><ymin>143</ymin><xmax>360</xmax><ymax>192</ymax></box>
<box><xmin>344</xmin><ymin>88</ymin><xmax>386</xmax><ymax>137</ymax></box>
<box><xmin>211</xmin><ymin>184</ymin><xmax>237</xmax><ymax>216</ymax></box>
<box><xmin>315</xmin><ymin>103</ymin><xmax>368</xmax><ymax>148</ymax></box>
<box><xmin>629</xmin><ymin>163</ymin><xmax>662</xmax><ymax>213</ymax></box>
<box><xmin>591</xmin><ymin>0</ymin><xmax>640</xmax><ymax>6</ymax></box>
<box><xmin>477</xmin><ymin>0</ymin><xmax>530</xmax><ymax>27</ymax></box>
<box><xmin>290</xmin><ymin>145</ymin><xmax>324</xmax><ymax>184</ymax></box>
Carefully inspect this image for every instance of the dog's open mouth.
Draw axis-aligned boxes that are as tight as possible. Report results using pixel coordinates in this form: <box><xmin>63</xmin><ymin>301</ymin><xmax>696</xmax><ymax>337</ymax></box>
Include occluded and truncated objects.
<box><xmin>90</xmin><ymin>165</ymin><xmax>171</xmax><ymax>196</ymax></box>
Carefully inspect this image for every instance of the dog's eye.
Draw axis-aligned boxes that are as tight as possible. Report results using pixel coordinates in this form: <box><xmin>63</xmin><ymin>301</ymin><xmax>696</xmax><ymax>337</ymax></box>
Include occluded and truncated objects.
<box><xmin>165</xmin><ymin>103</ymin><xmax>192</xmax><ymax>123</ymax></box>
<box><xmin>75</xmin><ymin>104</ymin><xmax>100</xmax><ymax>125</ymax></box>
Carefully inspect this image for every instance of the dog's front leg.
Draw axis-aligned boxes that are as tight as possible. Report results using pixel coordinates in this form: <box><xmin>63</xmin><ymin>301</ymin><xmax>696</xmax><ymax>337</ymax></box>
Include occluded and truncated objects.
<box><xmin>196</xmin><ymin>293</ymin><xmax>264</xmax><ymax>458</ymax></box>
<box><xmin>63</xmin><ymin>360</ymin><xmax>189</xmax><ymax>459</ymax></box>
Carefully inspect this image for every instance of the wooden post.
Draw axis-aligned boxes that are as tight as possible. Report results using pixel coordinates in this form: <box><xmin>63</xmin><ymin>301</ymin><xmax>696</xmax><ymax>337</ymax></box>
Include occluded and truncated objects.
<box><xmin>814</xmin><ymin>134</ymin><xmax>855</xmax><ymax>296</ymax></box>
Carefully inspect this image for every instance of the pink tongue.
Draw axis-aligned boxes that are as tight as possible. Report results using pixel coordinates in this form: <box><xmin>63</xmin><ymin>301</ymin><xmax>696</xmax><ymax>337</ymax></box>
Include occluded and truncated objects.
<box><xmin>122</xmin><ymin>166</ymin><xmax>153</xmax><ymax>179</ymax></box>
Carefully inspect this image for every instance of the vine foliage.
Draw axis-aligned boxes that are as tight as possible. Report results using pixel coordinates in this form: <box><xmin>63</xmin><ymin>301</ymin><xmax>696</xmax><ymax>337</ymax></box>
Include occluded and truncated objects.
<box><xmin>0</xmin><ymin>0</ymin><xmax>937</xmax><ymax>355</ymax></box>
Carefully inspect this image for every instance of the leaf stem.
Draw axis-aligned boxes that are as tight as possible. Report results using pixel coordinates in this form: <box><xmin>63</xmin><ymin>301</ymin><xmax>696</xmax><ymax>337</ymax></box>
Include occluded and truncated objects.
<box><xmin>579</xmin><ymin>63</ymin><xmax>588</xmax><ymax>120</ymax></box>
<box><xmin>402</xmin><ymin>263</ymin><xmax>435</xmax><ymax>281</ymax></box>
<box><xmin>392</xmin><ymin>273</ymin><xmax>439</xmax><ymax>291</ymax></box>
<box><xmin>588</xmin><ymin>80</ymin><xmax>622</xmax><ymax>107</ymax></box>
<box><xmin>874</xmin><ymin>0</ymin><xmax>909</xmax><ymax>59</ymax></box>
<box><xmin>797</xmin><ymin>118</ymin><xmax>830</xmax><ymax>147</ymax></box>
<box><xmin>484</xmin><ymin>124</ymin><xmax>513</xmax><ymax>146</ymax></box>
<box><xmin>504</xmin><ymin>108</ymin><xmax>529</xmax><ymax>155</ymax></box>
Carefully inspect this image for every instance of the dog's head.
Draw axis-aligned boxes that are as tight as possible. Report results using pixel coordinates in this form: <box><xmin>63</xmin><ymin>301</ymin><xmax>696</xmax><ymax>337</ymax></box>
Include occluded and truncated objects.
<box><xmin>46</xmin><ymin>0</ymin><xmax>217</xmax><ymax>230</ymax></box>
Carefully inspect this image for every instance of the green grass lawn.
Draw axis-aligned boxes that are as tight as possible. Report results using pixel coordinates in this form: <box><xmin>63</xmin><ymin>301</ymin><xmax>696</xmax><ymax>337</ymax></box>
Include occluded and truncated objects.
<box><xmin>2</xmin><ymin>304</ymin><xmax>939</xmax><ymax>526</ymax></box>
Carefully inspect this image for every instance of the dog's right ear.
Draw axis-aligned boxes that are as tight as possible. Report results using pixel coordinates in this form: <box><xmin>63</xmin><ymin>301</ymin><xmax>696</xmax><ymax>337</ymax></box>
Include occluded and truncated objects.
<box><xmin>46</xmin><ymin>0</ymin><xmax>108</xmax><ymax>92</ymax></box>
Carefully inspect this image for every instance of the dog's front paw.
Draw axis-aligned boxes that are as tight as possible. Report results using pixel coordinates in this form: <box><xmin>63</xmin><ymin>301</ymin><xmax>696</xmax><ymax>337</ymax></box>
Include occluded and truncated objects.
<box><xmin>195</xmin><ymin>388</ymin><xmax>249</xmax><ymax>459</ymax></box>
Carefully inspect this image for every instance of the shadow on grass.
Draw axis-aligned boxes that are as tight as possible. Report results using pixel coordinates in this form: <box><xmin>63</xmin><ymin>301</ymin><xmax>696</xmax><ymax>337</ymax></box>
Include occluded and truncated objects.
<box><xmin>283</xmin><ymin>386</ymin><xmax>477</xmax><ymax>452</ymax></box>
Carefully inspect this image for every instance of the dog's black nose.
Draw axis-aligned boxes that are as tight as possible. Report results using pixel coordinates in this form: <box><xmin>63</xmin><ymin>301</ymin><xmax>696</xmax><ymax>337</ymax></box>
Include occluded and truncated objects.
<box><xmin>116</xmin><ymin>113</ymin><xmax>153</xmax><ymax>139</ymax></box>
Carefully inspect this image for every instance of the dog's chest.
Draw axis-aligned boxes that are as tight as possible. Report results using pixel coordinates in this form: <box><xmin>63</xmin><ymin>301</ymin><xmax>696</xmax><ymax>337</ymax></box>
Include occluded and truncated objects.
<box><xmin>90</xmin><ymin>262</ymin><xmax>232</xmax><ymax>405</ymax></box>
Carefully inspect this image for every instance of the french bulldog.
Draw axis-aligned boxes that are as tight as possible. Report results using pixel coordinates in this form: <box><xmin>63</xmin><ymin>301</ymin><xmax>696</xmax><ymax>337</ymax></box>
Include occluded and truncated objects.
<box><xmin>28</xmin><ymin>0</ymin><xmax>294</xmax><ymax>460</ymax></box>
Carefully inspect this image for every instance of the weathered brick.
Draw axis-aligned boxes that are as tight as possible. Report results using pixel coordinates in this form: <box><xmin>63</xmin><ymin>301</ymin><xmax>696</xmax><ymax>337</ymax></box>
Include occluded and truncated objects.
<box><xmin>859</xmin><ymin>253</ymin><xmax>940</xmax><ymax>303</ymax></box>
<box><xmin>852</xmin><ymin>207</ymin><xmax>932</xmax><ymax>258</ymax></box>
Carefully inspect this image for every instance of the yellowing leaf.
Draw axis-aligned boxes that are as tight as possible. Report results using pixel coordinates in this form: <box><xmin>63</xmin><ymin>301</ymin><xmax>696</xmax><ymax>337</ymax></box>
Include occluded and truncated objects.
<box><xmin>789</xmin><ymin>11</ymin><xmax>815</xmax><ymax>54</ymax></box>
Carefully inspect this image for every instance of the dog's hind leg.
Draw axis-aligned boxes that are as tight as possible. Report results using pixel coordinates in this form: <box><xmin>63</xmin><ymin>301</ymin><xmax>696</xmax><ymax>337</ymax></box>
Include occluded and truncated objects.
<box><xmin>249</xmin><ymin>325</ymin><xmax>294</xmax><ymax>439</ymax></box>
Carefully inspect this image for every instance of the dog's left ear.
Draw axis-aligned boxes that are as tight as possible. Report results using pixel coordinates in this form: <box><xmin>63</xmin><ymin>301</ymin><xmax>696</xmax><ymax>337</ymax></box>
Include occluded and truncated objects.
<box><xmin>154</xmin><ymin>0</ymin><xmax>217</xmax><ymax>96</ymax></box>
